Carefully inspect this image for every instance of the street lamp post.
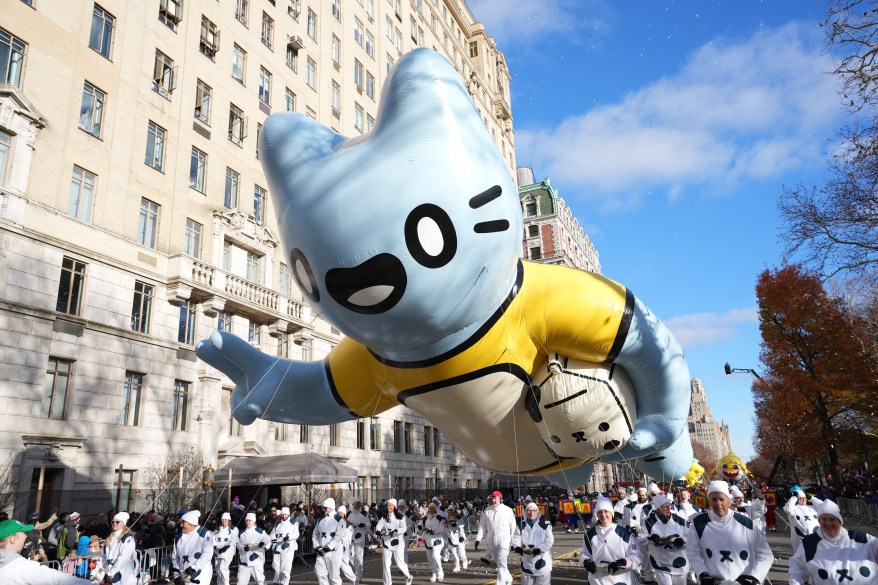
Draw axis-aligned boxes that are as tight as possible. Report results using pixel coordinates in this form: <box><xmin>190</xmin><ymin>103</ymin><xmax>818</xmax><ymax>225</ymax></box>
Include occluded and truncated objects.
<box><xmin>724</xmin><ymin>362</ymin><xmax>762</xmax><ymax>380</ymax></box>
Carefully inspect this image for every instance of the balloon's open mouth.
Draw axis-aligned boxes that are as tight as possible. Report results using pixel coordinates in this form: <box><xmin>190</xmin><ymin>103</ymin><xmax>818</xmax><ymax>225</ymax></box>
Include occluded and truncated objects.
<box><xmin>325</xmin><ymin>253</ymin><xmax>407</xmax><ymax>314</ymax></box>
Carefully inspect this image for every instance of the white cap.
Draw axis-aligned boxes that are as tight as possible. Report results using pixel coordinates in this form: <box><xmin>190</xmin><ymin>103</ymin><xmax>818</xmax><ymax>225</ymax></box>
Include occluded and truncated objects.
<box><xmin>525</xmin><ymin>502</ymin><xmax>539</xmax><ymax>512</ymax></box>
<box><xmin>795</xmin><ymin>489</ymin><xmax>806</xmax><ymax>497</ymax></box>
<box><xmin>113</xmin><ymin>512</ymin><xmax>129</xmax><ymax>524</ymax></box>
<box><xmin>337</xmin><ymin>505</ymin><xmax>347</xmax><ymax>514</ymax></box>
<box><xmin>68</xmin><ymin>512</ymin><xmax>81</xmax><ymax>520</ymax></box>
<box><xmin>816</xmin><ymin>499</ymin><xmax>843</xmax><ymax>524</ymax></box>
<box><xmin>595</xmin><ymin>496</ymin><xmax>614</xmax><ymax>514</ymax></box>
<box><xmin>281</xmin><ymin>507</ymin><xmax>290</xmax><ymax>515</ymax></box>
<box><xmin>647</xmin><ymin>482</ymin><xmax>660</xmax><ymax>494</ymax></box>
<box><xmin>708</xmin><ymin>480</ymin><xmax>731</xmax><ymax>498</ymax></box>
<box><xmin>730</xmin><ymin>486</ymin><xmax>744</xmax><ymax>499</ymax></box>
<box><xmin>397</xmin><ymin>499</ymin><xmax>407</xmax><ymax>508</ymax></box>
<box><xmin>637</xmin><ymin>486</ymin><xmax>648</xmax><ymax>494</ymax></box>
<box><xmin>431</xmin><ymin>496</ymin><xmax>440</xmax><ymax>502</ymax></box>
<box><xmin>246</xmin><ymin>512</ymin><xmax>257</xmax><ymax>522</ymax></box>
<box><xmin>181</xmin><ymin>510</ymin><xmax>201</xmax><ymax>526</ymax></box>
<box><xmin>322</xmin><ymin>498</ymin><xmax>336</xmax><ymax>510</ymax></box>
<box><xmin>652</xmin><ymin>493</ymin><xmax>669</xmax><ymax>508</ymax></box>
<box><xmin>525</xmin><ymin>495</ymin><xmax>533</xmax><ymax>502</ymax></box>
<box><xmin>351</xmin><ymin>497</ymin><xmax>361</xmax><ymax>504</ymax></box>
<box><xmin>221</xmin><ymin>512</ymin><xmax>231</xmax><ymax>520</ymax></box>
<box><xmin>386</xmin><ymin>498</ymin><xmax>398</xmax><ymax>508</ymax></box>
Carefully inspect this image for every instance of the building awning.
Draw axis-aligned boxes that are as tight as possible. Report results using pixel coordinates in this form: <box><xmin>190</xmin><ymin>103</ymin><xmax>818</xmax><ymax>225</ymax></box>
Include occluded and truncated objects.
<box><xmin>214</xmin><ymin>453</ymin><xmax>358</xmax><ymax>487</ymax></box>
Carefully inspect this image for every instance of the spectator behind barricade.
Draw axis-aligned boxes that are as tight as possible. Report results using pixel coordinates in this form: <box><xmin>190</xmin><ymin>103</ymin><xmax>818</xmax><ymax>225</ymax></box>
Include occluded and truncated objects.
<box><xmin>92</xmin><ymin>513</ymin><xmax>111</xmax><ymax>539</ymax></box>
<box><xmin>75</xmin><ymin>534</ymin><xmax>91</xmax><ymax>578</ymax></box>
<box><xmin>62</xmin><ymin>547</ymin><xmax>79</xmax><ymax>575</ymax></box>
<box><xmin>58</xmin><ymin>512</ymin><xmax>81</xmax><ymax>559</ymax></box>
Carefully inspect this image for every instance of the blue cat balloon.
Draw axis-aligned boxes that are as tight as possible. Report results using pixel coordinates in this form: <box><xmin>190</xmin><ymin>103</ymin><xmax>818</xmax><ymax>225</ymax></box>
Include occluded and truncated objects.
<box><xmin>196</xmin><ymin>48</ymin><xmax>693</xmax><ymax>484</ymax></box>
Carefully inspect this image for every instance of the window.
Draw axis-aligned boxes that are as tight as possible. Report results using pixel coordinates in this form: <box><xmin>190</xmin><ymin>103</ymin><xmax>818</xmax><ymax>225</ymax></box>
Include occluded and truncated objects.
<box><xmin>171</xmin><ymin>380</ymin><xmax>189</xmax><ymax>431</ymax></box>
<box><xmin>217</xmin><ymin>310</ymin><xmax>232</xmax><ymax>332</ymax></box>
<box><xmin>246</xmin><ymin>250</ymin><xmax>261</xmax><ymax>282</ymax></box>
<box><xmin>469</xmin><ymin>40</ymin><xmax>478</xmax><ymax>58</ymax></box>
<box><xmin>256</xmin><ymin>122</ymin><xmax>262</xmax><ymax>159</ymax></box>
<box><xmin>366</xmin><ymin>113</ymin><xmax>375</xmax><ymax>132</ymax></box>
<box><xmin>331</xmin><ymin>81</ymin><xmax>341</xmax><ymax>119</ymax></box>
<box><xmin>114</xmin><ymin>470</ymin><xmax>135</xmax><ymax>512</ymax></box>
<box><xmin>184</xmin><ymin>218</ymin><xmax>202</xmax><ymax>258</ymax></box>
<box><xmin>138</xmin><ymin>197</ymin><xmax>160</xmax><ymax>248</ymax></box>
<box><xmin>393</xmin><ymin>420</ymin><xmax>402</xmax><ymax>452</ymax></box>
<box><xmin>385</xmin><ymin>16</ymin><xmax>393</xmax><ymax>40</ymax></box>
<box><xmin>404</xmin><ymin>422</ymin><xmax>413</xmax><ymax>453</ymax></box>
<box><xmin>306</xmin><ymin>57</ymin><xmax>316</xmax><ymax>89</ymax></box>
<box><xmin>433</xmin><ymin>427</ymin><xmax>441</xmax><ymax>456</ymax></box>
<box><xmin>224</xmin><ymin>168</ymin><xmax>239</xmax><ymax>208</ymax></box>
<box><xmin>275</xmin><ymin>422</ymin><xmax>289</xmax><ymax>440</ymax></box>
<box><xmin>353</xmin><ymin>18</ymin><xmax>363</xmax><ymax>46</ymax></box>
<box><xmin>248</xmin><ymin>319</ymin><xmax>261</xmax><ymax>344</ymax></box>
<box><xmin>56</xmin><ymin>257</ymin><xmax>86</xmax><ymax>315</ymax></box>
<box><xmin>410</xmin><ymin>16</ymin><xmax>417</xmax><ymax>42</ymax></box>
<box><xmin>152</xmin><ymin>49</ymin><xmax>176</xmax><ymax>99</ymax></box>
<box><xmin>42</xmin><ymin>357</ymin><xmax>72</xmax><ymax>420</ymax></box>
<box><xmin>307</xmin><ymin>9</ymin><xmax>317</xmax><ymax>40</ymax></box>
<box><xmin>159</xmin><ymin>0</ymin><xmax>183</xmax><ymax>29</ymax></box>
<box><xmin>365</xmin><ymin>71</ymin><xmax>375</xmax><ymax>100</ymax></box>
<box><xmin>189</xmin><ymin>147</ymin><xmax>206</xmax><ymax>193</ymax></box>
<box><xmin>229</xmin><ymin>392</ymin><xmax>243</xmax><ymax>436</ymax></box>
<box><xmin>194</xmin><ymin>80</ymin><xmax>211</xmax><ymax>124</ymax></box>
<box><xmin>286</xmin><ymin>44</ymin><xmax>297</xmax><ymax>70</ymax></box>
<box><xmin>300</xmin><ymin>337</ymin><xmax>312</xmax><ymax>360</ymax></box>
<box><xmin>131</xmin><ymin>281</ymin><xmax>154</xmax><ymax>333</ymax></box>
<box><xmin>393</xmin><ymin>0</ymin><xmax>401</xmax><ymax>19</ymax></box>
<box><xmin>356</xmin><ymin>419</ymin><xmax>365</xmax><ymax>449</ymax></box>
<box><xmin>222</xmin><ymin>240</ymin><xmax>231</xmax><ymax>270</ymax></box>
<box><xmin>331</xmin><ymin>34</ymin><xmax>340</xmax><ymax>65</ymax></box>
<box><xmin>122</xmin><ymin>371</ymin><xmax>143</xmax><ymax>426</ymax></box>
<box><xmin>300</xmin><ymin>424</ymin><xmax>310</xmax><ymax>443</ymax></box>
<box><xmin>199</xmin><ymin>16</ymin><xmax>220</xmax><ymax>59</ymax></box>
<box><xmin>330</xmin><ymin>423</ymin><xmax>339</xmax><ymax>446</ymax></box>
<box><xmin>365</xmin><ymin>0</ymin><xmax>373</xmax><ymax>20</ymax></box>
<box><xmin>261</xmin><ymin>12</ymin><xmax>274</xmax><ymax>48</ymax></box>
<box><xmin>259</xmin><ymin>67</ymin><xmax>272</xmax><ymax>106</ymax></box>
<box><xmin>365</xmin><ymin>30</ymin><xmax>374</xmax><ymax>58</ymax></box>
<box><xmin>253</xmin><ymin>185</ymin><xmax>266</xmax><ymax>223</ymax></box>
<box><xmin>369</xmin><ymin>417</ymin><xmax>380</xmax><ymax>450</ymax></box>
<box><xmin>284</xmin><ymin>88</ymin><xmax>296</xmax><ymax>112</ymax></box>
<box><xmin>78</xmin><ymin>82</ymin><xmax>105</xmax><ymax>138</ymax></box>
<box><xmin>235</xmin><ymin>0</ymin><xmax>249</xmax><ymax>26</ymax></box>
<box><xmin>394</xmin><ymin>27</ymin><xmax>402</xmax><ymax>52</ymax></box>
<box><xmin>305</xmin><ymin>106</ymin><xmax>316</xmax><ymax>119</ymax></box>
<box><xmin>288</xmin><ymin>0</ymin><xmax>301</xmax><ymax>20</ymax></box>
<box><xmin>386</xmin><ymin>53</ymin><xmax>394</xmax><ymax>73</ymax></box>
<box><xmin>178</xmin><ymin>300</ymin><xmax>196</xmax><ymax>344</ymax></box>
<box><xmin>0</xmin><ymin>131</ymin><xmax>10</xmax><ymax>186</ymax></box>
<box><xmin>354</xmin><ymin>103</ymin><xmax>363</xmax><ymax>133</ymax></box>
<box><xmin>332</xmin><ymin>0</ymin><xmax>341</xmax><ymax>20</ymax></box>
<box><xmin>525</xmin><ymin>201</ymin><xmax>537</xmax><ymax>216</ymax></box>
<box><xmin>145</xmin><ymin>121</ymin><xmax>166</xmax><ymax>171</ymax></box>
<box><xmin>424</xmin><ymin>425</ymin><xmax>432</xmax><ymax>456</ymax></box>
<box><xmin>88</xmin><ymin>5</ymin><xmax>114</xmax><ymax>59</ymax></box>
<box><xmin>279</xmin><ymin>263</ymin><xmax>292</xmax><ymax>295</ymax></box>
<box><xmin>354</xmin><ymin>59</ymin><xmax>364</xmax><ymax>90</ymax></box>
<box><xmin>232</xmin><ymin>44</ymin><xmax>246</xmax><ymax>83</ymax></box>
<box><xmin>228</xmin><ymin>104</ymin><xmax>246</xmax><ymax>145</ymax></box>
<box><xmin>528</xmin><ymin>224</ymin><xmax>539</xmax><ymax>238</ymax></box>
<box><xmin>68</xmin><ymin>166</ymin><xmax>96</xmax><ymax>223</ymax></box>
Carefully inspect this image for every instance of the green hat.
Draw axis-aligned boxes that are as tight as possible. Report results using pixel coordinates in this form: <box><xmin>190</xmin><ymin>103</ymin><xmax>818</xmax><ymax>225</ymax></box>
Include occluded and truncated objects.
<box><xmin>0</xmin><ymin>519</ymin><xmax>34</xmax><ymax>539</ymax></box>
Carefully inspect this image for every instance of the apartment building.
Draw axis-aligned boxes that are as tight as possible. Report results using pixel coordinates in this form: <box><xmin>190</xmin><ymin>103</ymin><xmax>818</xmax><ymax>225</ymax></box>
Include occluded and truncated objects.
<box><xmin>0</xmin><ymin>0</ymin><xmax>517</xmax><ymax>517</ymax></box>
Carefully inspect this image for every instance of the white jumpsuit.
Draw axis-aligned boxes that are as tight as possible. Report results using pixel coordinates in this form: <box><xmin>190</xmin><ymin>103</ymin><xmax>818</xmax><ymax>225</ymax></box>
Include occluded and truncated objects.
<box><xmin>579</xmin><ymin>523</ymin><xmax>643</xmax><ymax>585</ymax></box>
<box><xmin>213</xmin><ymin>526</ymin><xmax>238</xmax><ymax>585</ymax></box>
<box><xmin>172</xmin><ymin>527</ymin><xmax>214</xmax><ymax>585</ymax></box>
<box><xmin>375</xmin><ymin>513</ymin><xmax>412</xmax><ymax>585</ymax></box>
<box><xmin>423</xmin><ymin>513</ymin><xmax>447</xmax><ymax>581</ymax></box>
<box><xmin>686</xmin><ymin>511</ymin><xmax>773</xmax><ymax>583</ymax></box>
<box><xmin>99</xmin><ymin>531</ymin><xmax>139</xmax><ymax>585</ymax></box>
<box><xmin>784</xmin><ymin>496</ymin><xmax>821</xmax><ymax>551</ymax></box>
<box><xmin>270</xmin><ymin>518</ymin><xmax>299</xmax><ymax>585</ymax></box>
<box><xmin>347</xmin><ymin>508</ymin><xmax>371</xmax><ymax>582</ymax></box>
<box><xmin>237</xmin><ymin>526</ymin><xmax>272</xmax><ymax>585</ymax></box>
<box><xmin>445</xmin><ymin>516</ymin><xmax>468</xmax><ymax>571</ymax></box>
<box><xmin>789</xmin><ymin>527</ymin><xmax>878</xmax><ymax>585</ymax></box>
<box><xmin>481</xmin><ymin>503</ymin><xmax>517</xmax><ymax>585</ymax></box>
<box><xmin>643</xmin><ymin>511</ymin><xmax>688</xmax><ymax>585</ymax></box>
<box><xmin>313</xmin><ymin>514</ymin><xmax>346</xmax><ymax>585</ymax></box>
<box><xmin>512</xmin><ymin>517</ymin><xmax>554</xmax><ymax>585</ymax></box>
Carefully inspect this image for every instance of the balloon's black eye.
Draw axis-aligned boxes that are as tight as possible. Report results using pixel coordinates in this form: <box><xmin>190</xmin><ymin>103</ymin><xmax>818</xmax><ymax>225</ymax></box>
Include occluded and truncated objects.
<box><xmin>291</xmin><ymin>248</ymin><xmax>319</xmax><ymax>303</ymax></box>
<box><xmin>404</xmin><ymin>204</ymin><xmax>457</xmax><ymax>268</ymax></box>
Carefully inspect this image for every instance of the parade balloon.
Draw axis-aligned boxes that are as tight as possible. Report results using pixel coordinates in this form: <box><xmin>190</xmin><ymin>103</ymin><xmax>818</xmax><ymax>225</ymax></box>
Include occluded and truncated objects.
<box><xmin>713</xmin><ymin>450</ymin><xmax>751</xmax><ymax>485</ymax></box>
<box><xmin>195</xmin><ymin>48</ymin><xmax>694</xmax><ymax>483</ymax></box>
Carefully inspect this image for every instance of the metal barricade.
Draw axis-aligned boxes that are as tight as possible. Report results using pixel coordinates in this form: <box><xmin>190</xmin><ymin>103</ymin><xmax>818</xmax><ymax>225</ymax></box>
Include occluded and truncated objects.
<box><xmin>297</xmin><ymin>528</ymin><xmax>313</xmax><ymax>567</ymax></box>
<box><xmin>465</xmin><ymin>515</ymin><xmax>480</xmax><ymax>536</ymax></box>
<box><xmin>138</xmin><ymin>545</ymin><xmax>174</xmax><ymax>582</ymax></box>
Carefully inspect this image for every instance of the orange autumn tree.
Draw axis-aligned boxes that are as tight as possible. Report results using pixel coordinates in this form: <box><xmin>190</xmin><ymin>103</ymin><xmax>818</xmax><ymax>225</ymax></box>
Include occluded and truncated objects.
<box><xmin>754</xmin><ymin>264</ymin><xmax>878</xmax><ymax>484</ymax></box>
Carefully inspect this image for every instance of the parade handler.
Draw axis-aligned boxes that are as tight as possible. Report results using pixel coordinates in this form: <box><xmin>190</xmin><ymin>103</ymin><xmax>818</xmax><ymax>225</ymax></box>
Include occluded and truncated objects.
<box><xmin>580</xmin><ymin>496</ymin><xmax>643</xmax><ymax>585</ymax></box>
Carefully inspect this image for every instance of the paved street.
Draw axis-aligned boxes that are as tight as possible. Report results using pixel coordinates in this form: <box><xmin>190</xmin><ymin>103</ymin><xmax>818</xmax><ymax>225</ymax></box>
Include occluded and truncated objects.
<box><xmin>272</xmin><ymin>512</ymin><xmax>878</xmax><ymax>585</ymax></box>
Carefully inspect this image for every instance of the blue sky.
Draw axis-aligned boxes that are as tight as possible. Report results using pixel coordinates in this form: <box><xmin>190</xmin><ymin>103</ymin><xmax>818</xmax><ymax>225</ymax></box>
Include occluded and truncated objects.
<box><xmin>468</xmin><ymin>0</ymin><xmax>846</xmax><ymax>461</ymax></box>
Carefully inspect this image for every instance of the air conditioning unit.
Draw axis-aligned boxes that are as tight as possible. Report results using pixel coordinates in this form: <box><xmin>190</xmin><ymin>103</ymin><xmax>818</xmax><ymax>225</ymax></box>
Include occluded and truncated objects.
<box><xmin>287</xmin><ymin>35</ymin><xmax>304</xmax><ymax>50</ymax></box>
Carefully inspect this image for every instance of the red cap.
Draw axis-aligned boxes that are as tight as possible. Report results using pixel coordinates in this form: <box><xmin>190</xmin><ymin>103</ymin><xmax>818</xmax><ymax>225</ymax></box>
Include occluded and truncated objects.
<box><xmin>490</xmin><ymin>491</ymin><xmax>503</xmax><ymax>498</ymax></box>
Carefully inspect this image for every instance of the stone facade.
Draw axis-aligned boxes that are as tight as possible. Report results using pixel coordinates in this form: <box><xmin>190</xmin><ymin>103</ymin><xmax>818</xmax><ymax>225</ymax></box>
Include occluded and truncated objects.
<box><xmin>687</xmin><ymin>377</ymin><xmax>732</xmax><ymax>461</ymax></box>
<box><xmin>0</xmin><ymin>0</ymin><xmax>517</xmax><ymax>519</ymax></box>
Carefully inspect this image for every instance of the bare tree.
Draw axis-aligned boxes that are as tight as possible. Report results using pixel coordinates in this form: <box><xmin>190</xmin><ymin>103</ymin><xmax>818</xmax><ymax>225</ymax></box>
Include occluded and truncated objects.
<box><xmin>141</xmin><ymin>451</ymin><xmax>207</xmax><ymax>516</ymax></box>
